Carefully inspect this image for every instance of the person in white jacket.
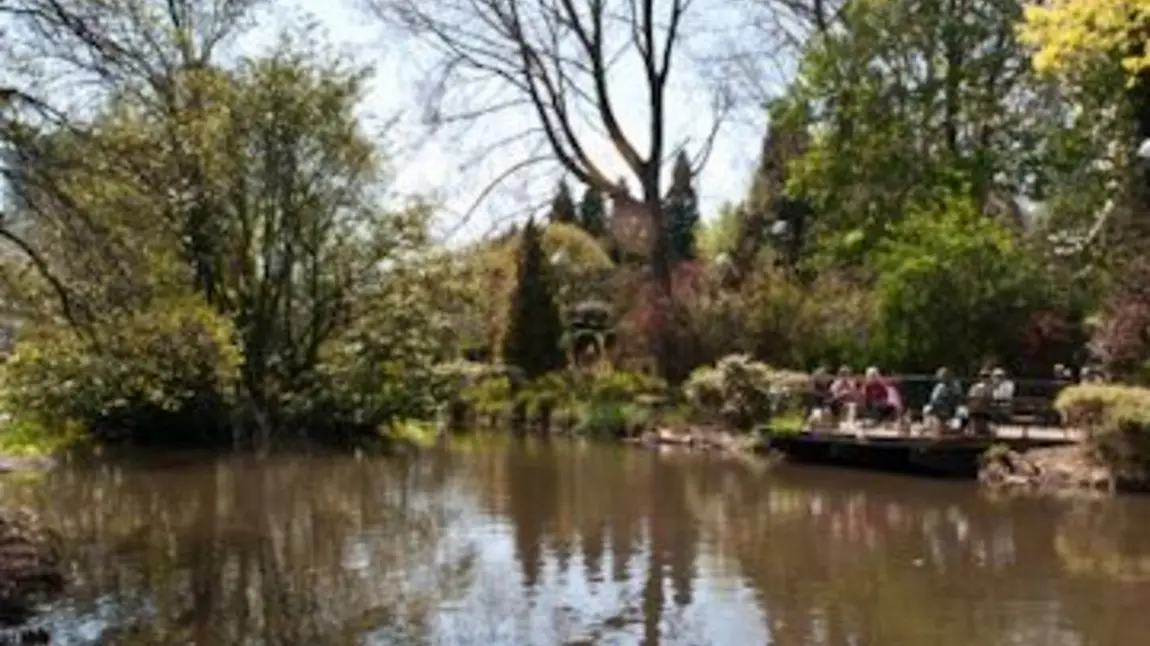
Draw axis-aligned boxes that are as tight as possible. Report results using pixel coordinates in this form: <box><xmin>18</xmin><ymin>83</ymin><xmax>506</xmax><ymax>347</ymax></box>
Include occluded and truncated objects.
<box><xmin>990</xmin><ymin>367</ymin><xmax>1015</xmax><ymax>423</ymax></box>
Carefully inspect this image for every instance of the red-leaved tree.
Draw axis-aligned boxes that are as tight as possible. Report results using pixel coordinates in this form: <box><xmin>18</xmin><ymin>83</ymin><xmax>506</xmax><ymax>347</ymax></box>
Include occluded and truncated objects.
<box><xmin>1090</xmin><ymin>257</ymin><xmax>1150</xmax><ymax>380</ymax></box>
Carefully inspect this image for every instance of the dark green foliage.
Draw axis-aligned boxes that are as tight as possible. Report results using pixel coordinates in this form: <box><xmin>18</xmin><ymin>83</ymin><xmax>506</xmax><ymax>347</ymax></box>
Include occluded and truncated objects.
<box><xmin>548</xmin><ymin>181</ymin><xmax>578</xmax><ymax>224</ymax></box>
<box><xmin>737</xmin><ymin>99</ymin><xmax>814</xmax><ymax>271</ymax></box>
<box><xmin>578</xmin><ymin>186</ymin><xmax>606</xmax><ymax>236</ymax></box>
<box><xmin>869</xmin><ymin>194</ymin><xmax>1088</xmax><ymax>375</ymax></box>
<box><xmin>664</xmin><ymin>152</ymin><xmax>699</xmax><ymax>262</ymax></box>
<box><xmin>501</xmin><ymin>219</ymin><xmax>565</xmax><ymax>379</ymax></box>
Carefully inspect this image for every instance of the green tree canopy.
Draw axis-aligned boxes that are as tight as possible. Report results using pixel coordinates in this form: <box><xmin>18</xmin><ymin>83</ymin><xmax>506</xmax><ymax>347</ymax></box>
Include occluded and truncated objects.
<box><xmin>870</xmin><ymin>194</ymin><xmax>1086</xmax><ymax>373</ymax></box>
<box><xmin>780</xmin><ymin>0</ymin><xmax>1072</xmax><ymax>268</ymax></box>
<box><xmin>0</xmin><ymin>33</ymin><xmax>451</xmax><ymax>446</ymax></box>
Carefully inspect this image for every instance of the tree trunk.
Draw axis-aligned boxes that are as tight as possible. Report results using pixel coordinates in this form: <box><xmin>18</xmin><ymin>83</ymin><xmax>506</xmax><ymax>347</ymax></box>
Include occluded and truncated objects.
<box><xmin>643</xmin><ymin>182</ymin><xmax>679</xmax><ymax>384</ymax></box>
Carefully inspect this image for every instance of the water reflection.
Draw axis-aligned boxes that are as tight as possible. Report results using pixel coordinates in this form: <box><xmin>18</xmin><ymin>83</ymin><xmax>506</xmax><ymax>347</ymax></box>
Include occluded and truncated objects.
<box><xmin>0</xmin><ymin>440</ymin><xmax>1147</xmax><ymax>645</ymax></box>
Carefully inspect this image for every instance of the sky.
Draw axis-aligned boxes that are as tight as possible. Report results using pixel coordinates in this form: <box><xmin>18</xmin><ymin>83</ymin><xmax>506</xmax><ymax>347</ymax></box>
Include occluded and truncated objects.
<box><xmin>283</xmin><ymin>0</ymin><xmax>786</xmax><ymax>243</ymax></box>
<box><xmin>0</xmin><ymin>0</ymin><xmax>791</xmax><ymax>244</ymax></box>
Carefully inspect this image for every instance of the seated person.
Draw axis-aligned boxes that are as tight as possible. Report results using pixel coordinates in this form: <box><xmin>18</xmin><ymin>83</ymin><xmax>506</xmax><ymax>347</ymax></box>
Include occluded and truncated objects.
<box><xmin>810</xmin><ymin>365</ymin><xmax>833</xmax><ymax>410</ymax></box>
<box><xmin>990</xmin><ymin>367</ymin><xmax>1015</xmax><ymax>422</ymax></box>
<box><xmin>965</xmin><ymin>368</ymin><xmax>994</xmax><ymax>435</ymax></box>
<box><xmin>861</xmin><ymin>367</ymin><xmax>899</xmax><ymax>423</ymax></box>
<box><xmin>923</xmin><ymin>367</ymin><xmax>963</xmax><ymax>429</ymax></box>
<box><xmin>828</xmin><ymin>365</ymin><xmax>859</xmax><ymax>418</ymax></box>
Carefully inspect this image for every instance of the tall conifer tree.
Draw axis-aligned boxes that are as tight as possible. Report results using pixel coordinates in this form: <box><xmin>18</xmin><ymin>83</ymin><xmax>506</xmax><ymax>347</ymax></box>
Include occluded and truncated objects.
<box><xmin>578</xmin><ymin>186</ymin><xmax>606</xmax><ymax>237</ymax></box>
<box><xmin>501</xmin><ymin>218</ymin><xmax>565</xmax><ymax>378</ymax></box>
<box><xmin>548</xmin><ymin>181</ymin><xmax>578</xmax><ymax>224</ymax></box>
<box><xmin>664</xmin><ymin>151</ymin><xmax>699</xmax><ymax>262</ymax></box>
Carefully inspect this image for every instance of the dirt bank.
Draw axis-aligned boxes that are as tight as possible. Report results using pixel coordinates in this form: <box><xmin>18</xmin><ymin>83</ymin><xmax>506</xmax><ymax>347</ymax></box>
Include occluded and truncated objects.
<box><xmin>979</xmin><ymin>445</ymin><xmax>1116</xmax><ymax>496</ymax></box>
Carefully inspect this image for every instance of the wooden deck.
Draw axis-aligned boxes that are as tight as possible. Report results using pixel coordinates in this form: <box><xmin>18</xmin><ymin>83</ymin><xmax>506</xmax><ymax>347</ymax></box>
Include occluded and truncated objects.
<box><xmin>803</xmin><ymin>423</ymin><xmax>1084</xmax><ymax>445</ymax></box>
<box><xmin>764</xmin><ymin>422</ymin><xmax>1084</xmax><ymax>478</ymax></box>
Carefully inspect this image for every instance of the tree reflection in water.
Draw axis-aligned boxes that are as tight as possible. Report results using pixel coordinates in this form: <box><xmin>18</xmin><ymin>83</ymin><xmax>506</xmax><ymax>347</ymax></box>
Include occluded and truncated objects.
<box><xmin>1</xmin><ymin>454</ymin><xmax>477</xmax><ymax>645</ymax></box>
<box><xmin>686</xmin><ymin>466</ymin><xmax>1150</xmax><ymax>646</ymax></box>
<box><xmin>0</xmin><ymin>442</ymin><xmax>1148</xmax><ymax>645</ymax></box>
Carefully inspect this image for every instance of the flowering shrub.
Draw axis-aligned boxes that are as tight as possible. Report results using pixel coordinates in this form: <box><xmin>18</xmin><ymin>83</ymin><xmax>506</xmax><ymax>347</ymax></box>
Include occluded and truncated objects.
<box><xmin>685</xmin><ymin>355</ymin><xmax>770</xmax><ymax>430</ymax></box>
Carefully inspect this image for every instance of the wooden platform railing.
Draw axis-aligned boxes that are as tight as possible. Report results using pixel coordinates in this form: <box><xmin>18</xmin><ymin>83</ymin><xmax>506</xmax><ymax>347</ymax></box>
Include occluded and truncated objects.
<box><xmin>802</xmin><ymin>373</ymin><xmax>1081</xmax><ymax>440</ymax></box>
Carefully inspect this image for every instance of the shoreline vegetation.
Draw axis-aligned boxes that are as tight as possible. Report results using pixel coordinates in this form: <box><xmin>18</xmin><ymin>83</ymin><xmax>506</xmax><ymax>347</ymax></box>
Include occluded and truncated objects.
<box><xmin>0</xmin><ymin>2</ymin><xmax>1146</xmax><ymax>464</ymax></box>
<box><xmin>5</xmin><ymin>360</ymin><xmax>1150</xmax><ymax>496</ymax></box>
<box><xmin>0</xmin><ymin>1</ymin><xmax>1147</xmax><ymax>472</ymax></box>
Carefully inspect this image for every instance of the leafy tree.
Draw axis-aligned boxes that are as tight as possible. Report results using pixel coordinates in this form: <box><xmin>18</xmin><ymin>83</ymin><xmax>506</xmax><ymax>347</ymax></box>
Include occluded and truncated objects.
<box><xmin>678</xmin><ymin>255</ymin><xmax>876</xmax><ymax>370</ymax></box>
<box><xmin>1089</xmin><ymin>255</ymin><xmax>1150</xmax><ymax>381</ymax></box>
<box><xmin>780</xmin><ymin>0</ymin><xmax>1067</xmax><ymax>268</ymax></box>
<box><xmin>548</xmin><ymin>181</ymin><xmax>578</xmax><ymax>224</ymax></box>
<box><xmin>664</xmin><ymin>151</ymin><xmax>699</xmax><ymax>262</ymax></box>
<box><xmin>1020</xmin><ymin>0</ymin><xmax>1150</xmax><ymax>235</ymax></box>
<box><xmin>542</xmin><ymin>223</ymin><xmax>613</xmax><ymax>270</ymax></box>
<box><xmin>501</xmin><ymin>219</ymin><xmax>565</xmax><ymax>379</ymax></box>
<box><xmin>1020</xmin><ymin>1</ymin><xmax>1150</xmax><ymax>81</ymax></box>
<box><xmin>870</xmin><ymin>194</ymin><xmax>1084</xmax><ymax>374</ymax></box>
<box><xmin>0</xmin><ymin>20</ymin><xmax>449</xmax><ymax>447</ymax></box>
<box><xmin>578</xmin><ymin>186</ymin><xmax>607</xmax><ymax>237</ymax></box>
<box><xmin>306</xmin><ymin>255</ymin><xmax>464</xmax><ymax>439</ymax></box>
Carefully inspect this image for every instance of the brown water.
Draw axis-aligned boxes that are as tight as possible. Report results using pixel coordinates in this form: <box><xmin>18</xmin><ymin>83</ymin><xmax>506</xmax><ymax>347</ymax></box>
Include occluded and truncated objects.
<box><xmin>3</xmin><ymin>438</ymin><xmax>1150</xmax><ymax>645</ymax></box>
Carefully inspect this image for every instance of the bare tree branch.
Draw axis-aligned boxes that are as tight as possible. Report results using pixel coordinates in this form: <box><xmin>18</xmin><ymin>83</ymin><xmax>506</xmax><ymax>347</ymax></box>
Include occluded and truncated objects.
<box><xmin>363</xmin><ymin>0</ymin><xmax>735</xmax><ymax>377</ymax></box>
<box><xmin>365</xmin><ymin>0</ymin><xmax>727</xmax><ymax>243</ymax></box>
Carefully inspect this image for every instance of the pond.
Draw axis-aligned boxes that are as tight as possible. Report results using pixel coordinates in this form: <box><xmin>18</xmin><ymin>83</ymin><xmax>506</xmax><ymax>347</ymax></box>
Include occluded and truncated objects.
<box><xmin>3</xmin><ymin>438</ymin><xmax>1149</xmax><ymax>645</ymax></box>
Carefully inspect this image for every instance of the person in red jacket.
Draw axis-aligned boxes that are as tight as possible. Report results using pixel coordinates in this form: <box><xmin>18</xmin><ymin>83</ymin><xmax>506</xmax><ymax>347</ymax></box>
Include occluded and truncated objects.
<box><xmin>861</xmin><ymin>367</ymin><xmax>901</xmax><ymax>423</ymax></box>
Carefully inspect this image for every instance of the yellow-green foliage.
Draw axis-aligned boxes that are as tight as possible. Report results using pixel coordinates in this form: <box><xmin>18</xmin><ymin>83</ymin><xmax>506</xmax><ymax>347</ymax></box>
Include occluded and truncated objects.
<box><xmin>470</xmin><ymin>222</ymin><xmax>613</xmax><ymax>282</ymax></box>
<box><xmin>1055</xmin><ymin>383</ymin><xmax>1150</xmax><ymax>429</ymax></box>
<box><xmin>516</xmin><ymin>372</ymin><xmax>575</xmax><ymax>417</ymax></box>
<box><xmin>0</xmin><ymin>417</ymin><xmax>87</xmax><ymax>457</ymax></box>
<box><xmin>1056</xmin><ymin>384</ymin><xmax>1150</xmax><ymax>473</ymax></box>
<box><xmin>382</xmin><ymin>419</ymin><xmax>440</xmax><ymax>448</ymax></box>
<box><xmin>1</xmin><ymin>295</ymin><xmax>241</xmax><ymax>437</ymax></box>
<box><xmin>540</xmin><ymin>222</ymin><xmax>613</xmax><ymax>270</ymax></box>
<box><xmin>1020</xmin><ymin>0</ymin><xmax>1150</xmax><ymax>83</ymax></box>
<box><xmin>696</xmin><ymin>203</ymin><xmax>741</xmax><ymax>262</ymax></box>
<box><xmin>460</xmin><ymin>372</ymin><xmax>515</xmax><ymax>419</ymax></box>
